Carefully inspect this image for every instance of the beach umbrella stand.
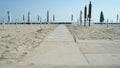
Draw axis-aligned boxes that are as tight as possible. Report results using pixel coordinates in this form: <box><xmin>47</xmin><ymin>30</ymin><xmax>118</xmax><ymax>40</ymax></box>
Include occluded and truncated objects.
<box><xmin>84</xmin><ymin>5</ymin><xmax>87</xmax><ymax>26</ymax></box>
<box><xmin>88</xmin><ymin>1</ymin><xmax>92</xmax><ymax>26</ymax></box>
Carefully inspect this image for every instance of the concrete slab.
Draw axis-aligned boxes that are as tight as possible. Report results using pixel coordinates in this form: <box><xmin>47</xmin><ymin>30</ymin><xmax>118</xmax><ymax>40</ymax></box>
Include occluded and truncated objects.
<box><xmin>77</xmin><ymin>40</ymin><xmax>120</xmax><ymax>67</ymax></box>
<box><xmin>79</xmin><ymin>43</ymin><xmax>108</xmax><ymax>53</ymax></box>
<box><xmin>77</xmin><ymin>40</ymin><xmax>120</xmax><ymax>54</ymax></box>
<box><xmin>76</xmin><ymin>40</ymin><xmax>119</xmax><ymax>44</ymax></box>
<box><xmin>103</xmin><ymin>45</ymin><xmax>120</xmax><ymax>53</ymax></box>
<box><xmin>25</xmin><ymin>42</ymin><xmax>89</xmax><ymax>66</ymax></box>
<box><xmin>85</xmin><ymin>54</ymin><xmax>120</xmax><ymax>66</ymax></box>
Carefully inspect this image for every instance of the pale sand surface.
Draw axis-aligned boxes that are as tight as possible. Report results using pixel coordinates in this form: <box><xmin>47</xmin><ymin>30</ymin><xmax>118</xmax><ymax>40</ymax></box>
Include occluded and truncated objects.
<box><xmin>0</xmin><ymin>24</ymin><xmax>120</xmax><ymax>68</ymax></box>
<box><xmin>66</xmin><ymin>24</ymin><xmax>120</xmax><ymax>40</ymax></box>
<box><xmin>0</xmin><ymin>24</ymin><xmax>58</xmax><ymax>64</ymax></box>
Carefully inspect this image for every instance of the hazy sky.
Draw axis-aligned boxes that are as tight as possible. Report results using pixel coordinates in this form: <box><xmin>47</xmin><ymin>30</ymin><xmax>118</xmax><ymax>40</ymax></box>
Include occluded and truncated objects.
<box><xmin>0</xmin><ymin>0</ymin><xmax>120</xmax><ymax>22</ymax></box>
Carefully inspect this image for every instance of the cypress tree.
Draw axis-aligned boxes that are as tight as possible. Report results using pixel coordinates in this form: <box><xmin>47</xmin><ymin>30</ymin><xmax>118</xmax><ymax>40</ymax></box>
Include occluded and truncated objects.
<box><xmin>100</xmin><ymin>11</ymin><xmax>105</xmax><ymax>23</ymax></box>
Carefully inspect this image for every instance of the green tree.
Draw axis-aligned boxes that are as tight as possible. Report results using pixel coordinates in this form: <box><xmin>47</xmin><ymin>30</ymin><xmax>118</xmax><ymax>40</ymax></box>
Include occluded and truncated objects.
<box><xmin>100</xmin><ymin>11</ymin><xmax>105</xmax><ymax>23</ymax></box>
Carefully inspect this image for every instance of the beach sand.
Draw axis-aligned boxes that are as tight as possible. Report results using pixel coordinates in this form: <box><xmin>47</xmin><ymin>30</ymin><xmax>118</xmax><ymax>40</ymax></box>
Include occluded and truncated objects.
<box><xmin>0</xmin><ymin>24</ymin><xmax>58</xmax><ymax>64</ymax></box>
<box><xmin>66</xmin><ymin>24</ymin><xmax>120</xmax><ymax>40</ymax></box>
<box><xmin>0</xmin><ymin>24</ymin><xmax>120</xmax><ymax>68</ymax></box>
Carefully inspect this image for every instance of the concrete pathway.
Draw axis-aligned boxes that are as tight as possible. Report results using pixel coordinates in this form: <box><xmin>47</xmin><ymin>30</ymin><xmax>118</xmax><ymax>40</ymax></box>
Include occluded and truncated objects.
<box><xmin>17</xmin><ymin>25</ymin><xmax>89</xmax><ymax>67</ymax></box>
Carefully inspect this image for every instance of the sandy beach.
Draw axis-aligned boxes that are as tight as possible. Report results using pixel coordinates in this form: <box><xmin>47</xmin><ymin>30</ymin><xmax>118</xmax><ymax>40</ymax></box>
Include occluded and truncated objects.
<box><xmin>66</xmin><ymin>24</ymin><xmax>120</xmax><ymax>40</ymax></box>
<box><xmin>0</xmin><ymin>24</ymin><xmax>120</xmax><ymax>68</ymax></box>
<box><xmin>0</xmin><ymin>24</ymin><xmax>58</xmax><ymax>64</ymax></box>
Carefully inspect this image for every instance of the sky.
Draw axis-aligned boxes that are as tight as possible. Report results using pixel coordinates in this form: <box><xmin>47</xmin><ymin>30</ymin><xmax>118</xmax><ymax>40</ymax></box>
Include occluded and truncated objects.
<box><xmin>0</xmin><ymin>0</ymin><xmax>120</xmax><ymax>23</ymax></box>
